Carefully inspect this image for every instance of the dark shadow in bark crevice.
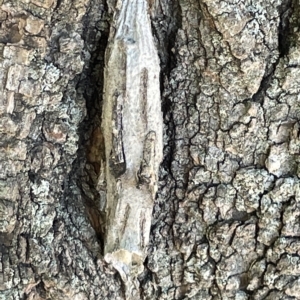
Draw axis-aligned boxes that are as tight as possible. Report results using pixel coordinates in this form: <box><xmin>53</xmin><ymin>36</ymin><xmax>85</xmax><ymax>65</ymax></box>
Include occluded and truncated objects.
<box><xmin>278</xmin><ymin>0</ymin><xmax>299</xmax><ymax>58</ymax></box>
<box><xmin>150</xmin><ymin>1</ymin><xmax>182</xmax><ymax>117</ymax></box>
<box><xmin>149</xmin><ymin>1</ymin><xmax>183</xmax><ymax>179</ymax></box>
<box><xmin>66</xmin><ymin>0</ymin><xmax>111</xmax><ymax>254</ymax></box>
<box><xmin>140</xmin><ymin>1</ymin><xmax>183</xmax><ymax>298</ymax></box>
<box><xmin>252</xmin><ymin>0</ymin><xmax>296</xmax><ymax>104</ymax></box>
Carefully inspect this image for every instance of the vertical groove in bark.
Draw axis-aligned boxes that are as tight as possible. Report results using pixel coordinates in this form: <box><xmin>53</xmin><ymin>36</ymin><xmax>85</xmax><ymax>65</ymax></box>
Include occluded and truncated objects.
<box><xmin>252</xmin><ymin>0</ymin><xmax>295</xmax><ymax>104</ymax></box>
<box><xmin>74</xmin><ymin>0</ymin><xmax>109</xmax><ymax>252</ymax></box>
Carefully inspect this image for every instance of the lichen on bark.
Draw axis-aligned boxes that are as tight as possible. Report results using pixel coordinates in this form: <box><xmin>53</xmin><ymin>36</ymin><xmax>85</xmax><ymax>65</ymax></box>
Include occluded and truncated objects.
<box><xmin>0</xmin><ymin>0</ymin><xmax>300</xmax><ymax>299</ymax></box>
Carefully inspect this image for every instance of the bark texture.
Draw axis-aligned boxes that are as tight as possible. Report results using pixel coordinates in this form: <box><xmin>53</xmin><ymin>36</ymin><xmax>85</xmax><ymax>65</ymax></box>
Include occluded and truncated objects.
<box><xmin>0</xmin><ymin>0</ymin><xmax>300</xmax><ymax>299</ymax></box>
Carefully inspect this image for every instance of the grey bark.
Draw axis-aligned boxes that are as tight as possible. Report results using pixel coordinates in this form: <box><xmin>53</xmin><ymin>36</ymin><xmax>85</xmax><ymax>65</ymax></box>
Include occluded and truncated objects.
<box><xmin>0</xmin><ymin>0</ymin><xmax>300</xmax><ymax>299</ymax></box>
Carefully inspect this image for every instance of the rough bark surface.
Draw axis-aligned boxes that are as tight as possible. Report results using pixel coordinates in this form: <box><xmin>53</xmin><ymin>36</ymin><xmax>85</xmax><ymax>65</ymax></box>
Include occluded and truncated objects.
<box><xmin>0</xmin><ymin>0</ymin><xmax>300</xmax><ymax>299</ymax></box>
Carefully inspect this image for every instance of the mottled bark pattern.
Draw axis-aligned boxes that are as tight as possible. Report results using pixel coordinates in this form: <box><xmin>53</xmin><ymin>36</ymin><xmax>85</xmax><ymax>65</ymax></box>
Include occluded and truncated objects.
<box><xmin>0</xmin><ymin>0</ymin><xmax>300</xmax><ymax>299</ymax></box>
<box><xmin>145</xmin><ymin>0</ymin><xmax>300</xmax><ymax>299</ymax></box>
<box><xmin>0</xmin><ymin>1</ymin><xmax>123</xmax><ymax>299</ymax></box>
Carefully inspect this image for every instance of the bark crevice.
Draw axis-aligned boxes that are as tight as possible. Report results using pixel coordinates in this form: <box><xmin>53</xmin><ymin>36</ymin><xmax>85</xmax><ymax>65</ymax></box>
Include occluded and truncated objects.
<box><xmin>70</xmin><ymin>1</ymin><xmax>110</xmax><ymax>253</ymax></box>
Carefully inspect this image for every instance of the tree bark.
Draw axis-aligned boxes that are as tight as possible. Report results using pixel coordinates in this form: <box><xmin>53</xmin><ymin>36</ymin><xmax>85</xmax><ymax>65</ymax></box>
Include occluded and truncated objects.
<box><xmin>1</xmin><ymin>0</ymin><xmax>300</xmax><ymax>299</ymax></box>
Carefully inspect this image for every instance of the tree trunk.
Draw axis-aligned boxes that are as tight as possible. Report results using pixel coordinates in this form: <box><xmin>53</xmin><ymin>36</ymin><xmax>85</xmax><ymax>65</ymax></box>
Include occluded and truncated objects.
<box><xmin>1</xmin><ymin>0</ymin><xmax>300</xmax><ymax>299</ymax></box>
